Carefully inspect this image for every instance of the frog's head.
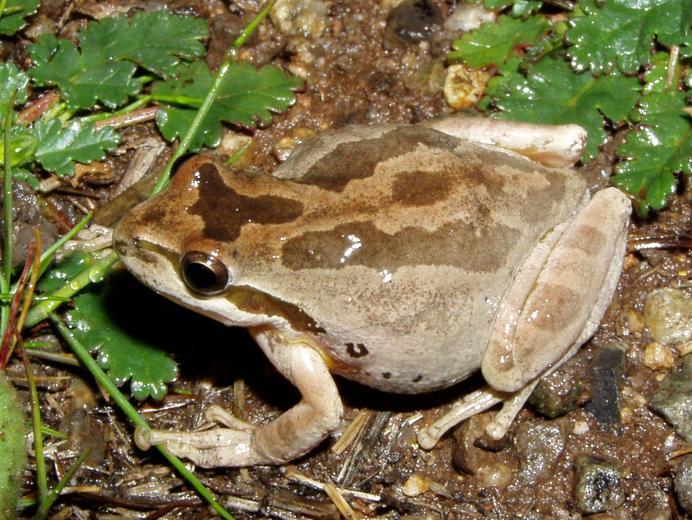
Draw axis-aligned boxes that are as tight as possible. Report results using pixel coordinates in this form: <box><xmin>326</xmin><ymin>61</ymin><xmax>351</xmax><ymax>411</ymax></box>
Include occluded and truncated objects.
<box><xmin>113</xmin><ymin>155</ymin><xmax>305</xmax><ymax>328</ymax></box>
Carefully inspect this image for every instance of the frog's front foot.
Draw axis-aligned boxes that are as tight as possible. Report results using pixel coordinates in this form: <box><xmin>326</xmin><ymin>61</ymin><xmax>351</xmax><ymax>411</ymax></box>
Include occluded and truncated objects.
<box><xmin>135</xmin><ymin>422</ymin><xmax>263</xmax><ymax>467</ymax></box>
<box><xmin>134</xmin><ymin>405</ymin><xmax>263</xmax><ymax>467</ymax></box>
<box><xmin>135</xmin><ymin>335</ymin><xmax>344</xmax><ymax>467</ymax></box>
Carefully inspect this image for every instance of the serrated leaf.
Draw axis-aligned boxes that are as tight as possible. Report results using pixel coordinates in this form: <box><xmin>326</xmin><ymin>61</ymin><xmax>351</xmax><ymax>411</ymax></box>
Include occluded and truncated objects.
<box><xmin>488</xmin><ymin>58</ymin><xmax>640</xmax><ymax>160</ymax></box>
<box><xmin>449</xmin><ymin>15</ymin><xmax>550</xmax><ymax>67</ymax></box>
<box><xmin>612</xmin><ymin>91</ymin><xmax>690</xmax><ymax>216</ymax></box>
<box><xmin>29</xmin><ymin>34</ymin><xmax>139</xmax><ymax>109</ymax></box>
<box><xmin>33</xmin><ymin>119</ymin><xmax>120</xmax><ymax>175</ymax></box>
<box><xmin>566</xmin><ymin>0</ymin><xmax>689</xmax><ymax>75</ymax></box>
<box><xmin>153</xmin><ymin>61</ymin><xmax>303</xmax><ymax>151</ymax></box>
<box><xmin>483</xmin><ymin>0</ymin><xmax>543</xmax><ymax>16</ymax></box>
<box><xmin>0</xmin><ymin>0</ymin><xmax>38</xmax><ymax>35</ymax></box>
<box><xmin>78</xmin><ymin>11</ymin><xmax>207</xmax><ymax>79</ymax></box>
<box><xmin>65</xmin><ymin>284</ymin><xmax>177</xmax><ymax>401</ymax></box>
<box><xmin>0</xmin><ymin>62</ymin><xmax>29</xmax><ymax>122</ymax></box>
<box><xmin>28</xmin><ymin>11</ymin><xmax>208</xmax><ymax>109</ymax></box>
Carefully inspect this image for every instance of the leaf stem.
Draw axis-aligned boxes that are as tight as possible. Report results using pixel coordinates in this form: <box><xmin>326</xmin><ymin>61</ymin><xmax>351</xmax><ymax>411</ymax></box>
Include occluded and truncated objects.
<box><xmin>49</xmin><ymin>314</ymin><xmax>235</xmax><ymax>520</ymax></box>
<box><xmin>19</xmin><ymin>343</ymin><xmax>48</xmax><ymax>503</ymax></box>
<box><xmin>23</xmin><ymin>250</ymin><xmax>119</xmax><ymax>328</ymax></box>
<box><xmin>32</xmin><ymin>449</ymin><xmax>90</xmax><ymax>520</ymax></box>
<box><xmin>150</xmin><ymin>0</ymin><xmax>277</xmax><ymax>196</ymax></box>
<box><xmin>1</xmin><ymin>90</ymin><xmax>16</xmax><ymax>339</ymax></box>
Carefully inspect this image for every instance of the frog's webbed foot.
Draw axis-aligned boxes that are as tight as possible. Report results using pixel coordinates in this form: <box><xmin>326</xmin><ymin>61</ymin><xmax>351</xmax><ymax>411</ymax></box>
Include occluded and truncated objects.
<box><xmin>417</xmin><ymin>380</ymin><xmax>538</xmax><ymax>449</ymax></box>
<box><xmin>135</xmin><ymin>335</ymin><xmax>344</xmax><ymax>467</ymax></box>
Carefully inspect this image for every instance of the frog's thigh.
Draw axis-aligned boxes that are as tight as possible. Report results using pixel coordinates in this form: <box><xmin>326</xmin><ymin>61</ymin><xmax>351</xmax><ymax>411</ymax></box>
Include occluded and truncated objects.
<box><xmin>421</xmin><ymin>116</ymin><xmax>586</xmax><ymax>167</ymax></box>
<box><xmin>482</xmin><ymin>187</ymin><xmax>630</xmax><ymax>393</ymax></box>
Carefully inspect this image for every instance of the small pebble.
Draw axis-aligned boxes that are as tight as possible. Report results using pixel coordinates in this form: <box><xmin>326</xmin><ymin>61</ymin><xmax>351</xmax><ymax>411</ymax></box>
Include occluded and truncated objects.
<box><xmin>384</xmin><ymin>0</ymin><xmax>443</xmax><ymax>45</ymax></box>
<box><xmin>572</xmin><ymin>420</ymin><xmax>590</xmax><ymax>435</ymax></box>
<box><xmin>443</xmin><ymin>64</ymin><xmax>491</xmax><ymax>110</ymax></box>
<box><xmin>644</xmin><ymin>288</ymin><xmax>692</xmax><ymax>345</ymax></box>
<box><xmin>402</xmin><ymin>474</ymin><xmax>429</xmax><ymax>497</ymax></box>
<box><xmin>273</xmin><ymin>127</ymin><xmax>317</xmax><ymax>162</ymax></box>
<box><xmin>444</xmin><ymin>2</ymin><xmax>495</xmax><ymax>33</ymax></box>
<box><xmin>586</xmin><ymin>342</ymin><xmax>626</xmax><ymax>425</ymax></box>
<box><xmin>270</xmin><ymin>0</ymin><xmax>328</xmax><ymax>39</ymax></box>
<box><xmin>574</xmin><ymin>455</ymin><xmax>625</xmax><ymax>514</ymax></box>
<box><xmin>649</xmin><ymin>354</ymin><xmax>692</xmax><ymax>441</ymax></box>
<box><xmin>642</xmin><ymin>341</ymin><xmax>675</xmax><ymax>370</ymax></box>
<box><xmin>674</xmin><ymin>455</ymin><xmax>692</xmax><ymax>514</ymax></box>
<box><xmin>514</xmin><ymin>421</ymin><xmax>565</xmax><ymax>485</ymax></box>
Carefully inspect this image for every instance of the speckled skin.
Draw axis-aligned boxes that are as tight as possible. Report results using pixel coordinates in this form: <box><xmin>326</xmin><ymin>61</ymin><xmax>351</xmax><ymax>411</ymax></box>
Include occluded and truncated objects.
<box><xmin>114</xmin><ymin>120</ymin><xmax>631</xmax><ymax>467</ymax></box>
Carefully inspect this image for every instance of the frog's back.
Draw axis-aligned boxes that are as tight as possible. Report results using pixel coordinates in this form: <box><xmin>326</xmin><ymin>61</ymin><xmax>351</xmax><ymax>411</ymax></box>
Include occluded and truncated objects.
<box><xmin>229</xmin><ymin>125</ymin><xmax>588</xmax><ymax>393</ymax></box>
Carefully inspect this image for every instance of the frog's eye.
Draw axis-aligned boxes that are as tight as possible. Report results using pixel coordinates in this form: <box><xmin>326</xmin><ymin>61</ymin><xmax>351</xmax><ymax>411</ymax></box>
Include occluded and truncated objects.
<box><xmin>180</xmin><ymin>252</ymin><xmax>230</xmax><ymax>295</ymax></box>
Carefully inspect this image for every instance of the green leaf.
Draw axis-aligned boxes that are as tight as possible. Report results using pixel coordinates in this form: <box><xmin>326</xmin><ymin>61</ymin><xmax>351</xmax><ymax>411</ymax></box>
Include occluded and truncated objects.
<box><xmin>28</xmin><ymin>11</ymin><xmax>208</xmax><ymax>109</ymax></box>
<box><xmin>488</xmin><ymin>58</ymin><xmax>640</xmax><ymax>160</ymax></box>
<box><xmin>448</xmin><ymin>15</ymin><xmax>550</xmax><ymax>67</ymax></box>
<box><xmin>33</xmin><ymin>119</ymin><xmax>120</xmax><ymax>176</ymax></box>
<box><xmin>78</xmin><ymin>10</ymin><xmax>207</xmax><ymax>79</ymax></box>
<box><xmin>65</xmin><ymin>284</ymin><xmax>177</xmax><ymax>401</ymax></box>
<box><xmin>153</xmin><ymin>61</ymin><xmax>303</xmax><ymax>151</ymax></box>
<box><xmin>612</xmin><ymin>91</ymin><xmax>690</xmax><ymax>216</ymax></box>
<box><xmin>0</xmin><ymin>62</ymin><xmax>29</xmax><ymax>122</ymax></box>
<box><xmin>484</xmin><ymin>0</ymin><xmax>543</xmax><ymax>17</ymax></box>
<box><xmin>37</xmin><ymin>251</ymin><xmax>94</xmax><ymax>293</ymax></box>
<box><xmin>566</xmin><ymin>0</ymin><xmax>690</xmax><ymax>74</ymax></box>
<box><xmin>0</xmin><ymin>0</ymin><xmax>38</xmax><ymax>35</ymax></box>
<box><xmin>29</xmin><ymin>34</ymin><xmax>139</xmax><ymax>110</ymax></box>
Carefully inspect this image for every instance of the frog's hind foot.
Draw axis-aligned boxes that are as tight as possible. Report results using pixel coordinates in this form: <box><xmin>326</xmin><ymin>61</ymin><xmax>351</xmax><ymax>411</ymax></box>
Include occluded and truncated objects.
<box><xmin>417</xmin><ymin>380</ymin><xmax>539</xmax><ymax>449</ymax></box>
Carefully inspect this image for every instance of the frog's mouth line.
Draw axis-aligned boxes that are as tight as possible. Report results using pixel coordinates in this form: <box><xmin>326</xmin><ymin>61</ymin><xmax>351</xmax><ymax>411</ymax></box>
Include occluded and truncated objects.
<box><xmin>122</xmin><ymin>238</ymin><xmax>324</xmax><ymax>334</ymax></box>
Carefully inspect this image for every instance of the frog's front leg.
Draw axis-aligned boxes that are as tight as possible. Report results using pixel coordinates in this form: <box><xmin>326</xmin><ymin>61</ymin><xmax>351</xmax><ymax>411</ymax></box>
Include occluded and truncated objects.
<box><xmin>135</xmin><ymin>330</ymin><xmax>343</xmax><ymax>467</ymax></box>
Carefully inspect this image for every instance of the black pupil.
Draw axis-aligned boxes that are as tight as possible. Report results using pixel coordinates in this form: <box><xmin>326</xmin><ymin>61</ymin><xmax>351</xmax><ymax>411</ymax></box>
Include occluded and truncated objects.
<box><xmin>184</xmin><ymin>261</ymin><xmax>220</xmax><ymax>292</ymax></box>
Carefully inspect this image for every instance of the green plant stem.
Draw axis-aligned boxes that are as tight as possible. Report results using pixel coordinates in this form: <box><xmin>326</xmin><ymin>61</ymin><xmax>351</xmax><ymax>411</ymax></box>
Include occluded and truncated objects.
<box><xmin>150</xmin><ymin>0</ymin><xmax>277</xmax><ymax>196</ymax></box>
<box><xmin>1</xmin><ymin>90</ymin><xmax>15</xmax><ymax>340</ymax></box>
<box><xmin>32</xmin><ymin>449</ymin><xmax>90</xmax><ymax>520</ymax></box>
<box><xmin>49</xmin><ymin>314</ymin><xmax>235</xmax><ymax>520</ymax></box>
<box><xmin>19</xmin><ymin>345</ymin><xmax>48</xmax><ymax>502</ymax></box>
<box><xmin>23</xmin><ymin>250</ymin><xmax>118</xmax><ymax>328</ymax></box>
<box><xmin>148</xmin><ymin>93</ymin><xmax>202</xmax><ymax>107</ymax></box>
<box><xmin>79</xmin><ymin>98</ymin><xmax>151</xmax><ymax>124</ymax></box>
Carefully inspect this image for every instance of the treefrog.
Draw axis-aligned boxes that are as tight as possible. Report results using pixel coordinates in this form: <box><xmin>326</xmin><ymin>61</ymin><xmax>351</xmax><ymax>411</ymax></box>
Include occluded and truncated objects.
<box><xmin>113</xmin><ymin>117</ymin><xmax>630</xmax><ymax>467</ymax></box>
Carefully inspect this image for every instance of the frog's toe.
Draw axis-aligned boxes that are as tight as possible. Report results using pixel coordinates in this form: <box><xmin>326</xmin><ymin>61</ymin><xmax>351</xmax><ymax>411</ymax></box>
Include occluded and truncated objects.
<box><xmin>134</xmin><ymin>426</ymin><xmax>153</xmax><ymax>451</ymax></box>
<box><xmin>204</xmin><ymin>405</ymin><xmax>256</xmax><ymax>431</ymax></box>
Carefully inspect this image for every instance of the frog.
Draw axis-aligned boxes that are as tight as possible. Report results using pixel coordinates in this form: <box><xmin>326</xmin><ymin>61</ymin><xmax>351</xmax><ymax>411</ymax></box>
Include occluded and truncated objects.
<box><xmin>113</xmin><ymin>116</ymin><xmax>631</xmax><ymax>467</ymax></box>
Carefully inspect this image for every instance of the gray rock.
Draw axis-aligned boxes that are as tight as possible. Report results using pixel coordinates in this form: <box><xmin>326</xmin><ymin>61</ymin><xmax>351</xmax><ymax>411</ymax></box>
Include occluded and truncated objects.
<box><xmin>514</xmin><ymin>421</ymin><xmax>565</xmax><ymax>485</ymax></box>
<box><xmin>586</xmin><ymin>342</ymin><xmax>626</xmax><ymax>425</ymax></box>
<box><xmin>674</xmin><ymin>455</ymin><xmax>692</xmax><ymax>514</ymax></box>
<box><xmin>644</xmin><ymin>288</ymin><xmax>692</xmax><ymax>345</ymax></box>
<box><xmin>385</xmin><ymin>0</ymin><xmax>443</xmax><ymax>45</ymax></box>
<box><xmin>649</xmin><ymin>355</ymin><xmax>692</xmax><ymax>441</ymax></box>
<box><xmin>530</xmin><ymin>353</ymin><xmax>587</xmax><ymax>418</ymax></box>
<box><xmin>574</xmin><ymin>455</ymin><xmax>624</xmax><ymax>513</ymax></box>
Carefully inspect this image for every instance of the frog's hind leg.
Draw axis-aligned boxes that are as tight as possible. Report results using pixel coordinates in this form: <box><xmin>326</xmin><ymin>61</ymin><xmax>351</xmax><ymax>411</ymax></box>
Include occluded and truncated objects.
<box><xmin>419</xmin><ymin>187</ymin><xmax>630</xmax><ymax>450</ymax></box>
<box><xmin>481</xmin><ymin>187</ymin><xmax>630</xmax><ymax>395</ymax></box>
<box><xmin>420</xmin><ymin>116</ymin><xmax>587</xmax><ymax>168</ymax></box>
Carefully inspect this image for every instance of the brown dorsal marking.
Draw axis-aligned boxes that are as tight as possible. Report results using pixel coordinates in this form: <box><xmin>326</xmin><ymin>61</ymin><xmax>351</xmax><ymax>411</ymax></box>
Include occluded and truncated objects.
<box><xmin>190</xmin><ymin>162</ymin><xmax>303</xmax><ymax>242</ymax></box>
<box><xmin>282</xmin><ymin>220</ymin><xmax>518</xmax><ymax>273</ymax></box>
<box><xmin>298</xmin><ymin>126</ymin><xmax>461</xmax><ymax>191</ymax></box>
<box><xmin>226</xmin><ymin>285</ymin><xmax>324</xmax><ymax>334</ymax></box>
